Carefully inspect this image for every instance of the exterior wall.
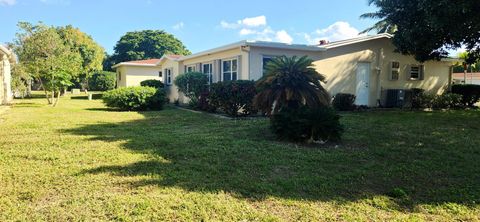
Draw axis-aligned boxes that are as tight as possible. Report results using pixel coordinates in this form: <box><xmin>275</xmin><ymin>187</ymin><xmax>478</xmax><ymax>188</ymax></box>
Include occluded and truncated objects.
<box><xmin>0</xmin><ymin>53</ymin><xmax>13</xmax><ymax>104</ymax></box>
<box><xmin>161</xmin><ymin>59</ymin><xmax>184</xmax><ymax>103</ymax></box>
<box><xmin>116</xmin><ymin>66</ymin><xmax>162</xmax><ymax>88</ymax></box>
<box><xmin>157</xmin><ymin>37</ymin><xmax>454</xmax><ymax>107</ymax></box>
<box><xmin>249</xmin><ymin>39</ymin><xmax>453</xmax><ymax>107</ymax></box>
<box><xmin>116</xmin><ymin>67</ymin><xmax>127</xmax><ymax>87</ymax></box>
<box><xmin>181</xmin><ymin>47</ymin><xmax>249</xmax><ymax>81</ymax></box>
<box><xmin>163</xmin><ymin>47</ymin><xmax>249</xmax><ymax>103</ymax></box>
<box><xmin>248</xmin><ymin>47</ymin><xmax>321</xmax><ymax>81</ymax></box>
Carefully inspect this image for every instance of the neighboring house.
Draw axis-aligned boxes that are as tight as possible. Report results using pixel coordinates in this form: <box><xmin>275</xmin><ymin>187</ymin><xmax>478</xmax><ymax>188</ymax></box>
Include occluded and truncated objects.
<box><xmin>112</xmin><ymin>59</ymin><xmax>165</xmax><ymax>87</ymax></box>
<box><xmin>452</xmin><ymin>72</ymin><xmax>480</xmax><ymax>85</ymax></box>
<box><xmin>0</xmin><ymin>45</ymin><xmax>14</xmax><ymax>105</ymax></box>
<box><xmin>114</xmin><ymin>34</ymin><xmax>458</xmax><ymax>107</ymax></box>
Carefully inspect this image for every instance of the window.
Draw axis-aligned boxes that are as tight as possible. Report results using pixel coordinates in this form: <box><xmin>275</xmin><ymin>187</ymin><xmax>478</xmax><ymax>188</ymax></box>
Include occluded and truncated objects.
<box><xmin>222</xmin><ymin>59</ymin><xmax>237</xmax><ymax>81</ymax></box>
<box><xmin>262</xmin><ymin>56</ymin><xmax>274</xmax><ymax>75</ymax></box>
<box><xmin>203</xmin><ymin>63</ymin><xmax>213</xmax><ymax>84</ymax></box>
<box><xmin>158</xmin><ymin>71</ymin><xmax>162</xmax><ymax>77</ymax></box>
<box><xmin>165</xmin><ymin>68</ymin><xmax>172</xmax><ymax>85</ymax></box>
<box><xmin>185</xmin><ymin>65</ymin><xmax>196</xmax><ymax>73</ymax></box>
<box><xmin>390</xmin><ymin>61</ymin><xmax>400</xmax><ymax>80</ymax></box>
<box><xmin>409</xmin><ymin>65</ymin><xmax>424</xmax><ymax>80</ymax></box>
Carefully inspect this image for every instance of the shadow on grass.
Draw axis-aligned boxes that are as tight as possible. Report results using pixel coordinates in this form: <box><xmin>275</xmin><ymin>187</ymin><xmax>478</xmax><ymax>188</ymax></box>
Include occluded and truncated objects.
<box><xmin>64</xmin><ymin>108</ymin><xmax>480</xmax><ymax>209</ymax></box>
<box><xmin>70</xmin><ymin>94</ymin><xmax>103</xmax><ymax>100</ymax></box>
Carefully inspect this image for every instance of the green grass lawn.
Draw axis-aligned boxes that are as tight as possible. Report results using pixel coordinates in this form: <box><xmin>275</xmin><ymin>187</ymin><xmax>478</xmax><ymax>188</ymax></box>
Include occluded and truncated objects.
<box><xmin>1</xmin><ymin>94</ymin><xmax>479</xmax><ymax>221</ymax></box>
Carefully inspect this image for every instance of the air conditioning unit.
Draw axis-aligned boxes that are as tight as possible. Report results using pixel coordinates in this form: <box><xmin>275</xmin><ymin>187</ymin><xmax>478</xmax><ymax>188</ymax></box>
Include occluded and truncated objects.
<box><xmin>384</xmin><ymin>89</ymin><xmax>406</xmax><ymax>108</ymax></box>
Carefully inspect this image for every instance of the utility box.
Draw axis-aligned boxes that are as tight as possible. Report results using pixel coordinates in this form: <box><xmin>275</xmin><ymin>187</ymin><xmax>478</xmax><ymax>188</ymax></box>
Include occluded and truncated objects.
<box><xmin>383</xmin><ymin>89</ymin><xmax>406</xmax><ymax>108</ymax></box>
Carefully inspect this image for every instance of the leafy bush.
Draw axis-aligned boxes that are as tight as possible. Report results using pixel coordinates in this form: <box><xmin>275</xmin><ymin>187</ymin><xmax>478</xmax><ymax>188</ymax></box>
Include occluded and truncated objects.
<box><xmin>432</xmin><ymin>93</ymin><xmax>463</xmax><ymax>109</ymax></box>
<box><xmin>174</xmin><ymin>72</ymin><xmax>208</xmax><ymax>106</ymax></box>
<box><xmin>140</xmin><ymin>79</ymin><xmax>164</xmax><ymax>89</ymax></box>
<box><xmin>411</xmin><ymin>89</ymin><xmax>463</xmax><ymax>110</ymax></box>
<box><xmin>451</xmin><ymin>84</ymin><xmax>480</xmax><ymax>107</ymax></box>
<box><xmin>197</xmin><ymin>91</ymin><xmax>216</xmax><ymax>112</ymax></box>
<box><xmin>270</xmin><ymin>106</ymin><xmax>343</xmax><ymax>142</ymax></box>
<box><xmin>332</xmin><ymin>93</ymin><xmax>356</xmax><ymax>111</ymax></box>
<box><xmin>88</xmin><ymin>71</ymin><xmax>116</xmax><ymax>91</ymax></box>
<box><xmin>209</xmin><ymin>80</ymin><xmax>257</xmax><ymax>117</ymax></box>
<box><xmin>410</xmin><ymin>88</ymin><xmax>425</xmax><ymax>109</ymax></box>
<box><xmin>102</xmin><ymin>86</ymin><xmax>166</xmax><ymax>111</ymax></box>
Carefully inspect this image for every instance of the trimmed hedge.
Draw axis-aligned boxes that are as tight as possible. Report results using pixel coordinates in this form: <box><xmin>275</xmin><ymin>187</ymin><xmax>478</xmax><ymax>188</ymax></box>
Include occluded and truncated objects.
<box><xmin>102</xmin><ymin>86</ymin><xmax>166</xmax><ymax>111</ymax></box>
<box><xmin>140</xmin><ymin>79</ymin><xmax>164</xmax><ymax>89</ymax></box>
<box><xmin>88</xmin><ymin>71</ymin><xmax>116</xmax><ymax>91</ymax></box>
<box><xmin>174</xmin><ymin>72</ymin><xmax>208</xmax><ymax>106</ymax></box>
<box><xmin>332</xmin><ymin>93</ymin><xmax>356</xmax><ymax>111</ymax></box>
<box><xmin>451</xmin><ymin>84</ymin><xmax>480</xmax><ymax>107</ymax></box>
<box><xmin>208</xmin><ymin>80</ymin><xmax>257</xmax><ymax>117</ymax></box>
<box><xmin>270</xmin><ymin>106</ymin><xmax>343</xmax><ymax>142</ymax></box>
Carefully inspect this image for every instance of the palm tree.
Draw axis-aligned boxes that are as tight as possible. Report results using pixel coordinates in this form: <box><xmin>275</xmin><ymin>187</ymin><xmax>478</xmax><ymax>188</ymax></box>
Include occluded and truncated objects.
<box><xmin>253</xmin><ymin>56</ymin><xmax>331</xmax><ymax>115</ymax></box>
<box><xmin>359</xmin><ymin>15</ymin><xmax>397</xmax><ymax>34</ymax></box>
<box><xmin>359</xmin><ymin>0</ymin><xmax>397</xmax><ymax>34</ymax></box>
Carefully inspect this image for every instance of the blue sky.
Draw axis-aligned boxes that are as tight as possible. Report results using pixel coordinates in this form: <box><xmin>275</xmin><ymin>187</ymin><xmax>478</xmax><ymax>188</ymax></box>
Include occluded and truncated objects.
<box><xmin>0</xmin><ymin>0</ymin><xmax>378</xmax><ymax>55</ymax></box>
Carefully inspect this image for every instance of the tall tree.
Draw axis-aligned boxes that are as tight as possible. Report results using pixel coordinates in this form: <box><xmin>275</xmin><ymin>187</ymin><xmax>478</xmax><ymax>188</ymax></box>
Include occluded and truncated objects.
<box><xmin>365</xmin><ymin>0</ymin><xmax>480</xmax><ymax>62</ymax></box>
<box><xmin>57</xmin><ymin>25</ymin><xmax>105</xmax><ymax>90</ymax></box>
<box><xmin>111</xmin><ymin>30</ymin><xmax>191</xmax><ymax>64</ymax></box>
<box><xmin>13</xmin><ymin>22</ymin><xmax>82</xmax><ymax>106</ymax></box>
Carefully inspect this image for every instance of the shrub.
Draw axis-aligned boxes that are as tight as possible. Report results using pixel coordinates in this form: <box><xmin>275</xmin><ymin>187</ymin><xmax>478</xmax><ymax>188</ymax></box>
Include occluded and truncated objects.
<box><xmin>140</xmin><ymin>79</ymin><xmax>164</xmax><ymax>89</ymax></box>
<box><xmin>209</xmin><ymin>80</ymin><xmax>257</xmax><ymax>117</ymax></box>
<box><xmin>432</xmin><ymin>93</ymin><xmax>463</xmax><ymax>109</ymax></box>
<box><xmin>197</xmin><ymin>91</ymin><xmax>216</xmax><ymax>112</ymax></box>
<box><xmin>451</xmin><ymin>84</ymin><xmax>480</xmax><ymax>107</ymax></box>
<box><xmin>174</xmin><ymin>72</ymin><xmax>208</xmax><ymax>106</ymax></box>
<box><xmin>270</xmin><ymin>106</ymin><xmax>343</xmax><ymax>142</ymax></box>
<box><xmin>332</xmin><ymin>93</ymin><xmax>356</xmax><ymax>111</ymax></box>
<box><xmin>88</xmin><ymin>71</ymin><xmax>116</xmax><ymax>91</ymax></box>
<box><xmin>102</xmin><ymin>86</ymin><xmax>166</xmax><ymax>111</ymax></box>
<box><xmin>410</xmin><ymin>88</ymin><xmax>425</xmax><ymax>109</ymax></box>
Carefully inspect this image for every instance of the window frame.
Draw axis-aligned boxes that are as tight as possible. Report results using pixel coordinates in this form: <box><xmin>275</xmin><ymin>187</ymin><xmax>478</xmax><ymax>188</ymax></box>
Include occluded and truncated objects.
<box><xmin>221</xmin><ymin>58</ymin><xmax>238</xmax><ymax>81</ymax></box>
<box><xmin>185</xmin><ymin>64</ymin><xmax>196</xmax><ymax>73</ymax></box>
<box><xmin>202</xmin><ymin>62</ymin><xmax>213</xmax><ymax>84</ymax></box>
<box><xmin>262</xmin><ymin>55</ymin><xmax>277</xmax><ymax>75</ymax></box>
<box><xmin>389</xmin><ymin>61</ymin><xmax>400</xmax><ymax>81</ymax></box>
<box><xmin>165</xmin><ymin>68</ymin><xmax>173</xmax><ymax>85</ymax></box>
<box><xmin>409</xmin><ymin>64</ymin><xmax>424</xmax><ymax>80</ymax></box>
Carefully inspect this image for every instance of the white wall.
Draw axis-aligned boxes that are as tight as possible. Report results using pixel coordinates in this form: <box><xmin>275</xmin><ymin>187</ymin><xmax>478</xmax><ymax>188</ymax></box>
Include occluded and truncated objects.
<box><xmin>116</xmin><ymin>66</ymin><xmax>163</xmax><ymax>87</ymax></box>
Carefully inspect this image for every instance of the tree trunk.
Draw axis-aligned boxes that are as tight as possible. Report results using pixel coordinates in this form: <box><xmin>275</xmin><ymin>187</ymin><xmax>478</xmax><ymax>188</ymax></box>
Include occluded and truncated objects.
<box><xmin>37</xmin><ymin>78</ymin><xmax>52</xmax><ymax>104</ymax></box>
<box><xmin>52</xmin><ymin>90</ymin><xmax>60</xmax><ymax>107</ymax></box>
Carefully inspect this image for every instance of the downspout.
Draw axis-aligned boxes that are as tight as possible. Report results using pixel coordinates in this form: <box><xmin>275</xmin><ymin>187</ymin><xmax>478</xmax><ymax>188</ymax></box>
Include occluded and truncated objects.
<box><xmin>448</xmin><ymin>65</ymin><xmax>453</xmax><ymax>91</ymax></box>
<box><xmin>376</xmin><ymin>47</ymin><xmax>384</xmax><ymax>107</ymax></box>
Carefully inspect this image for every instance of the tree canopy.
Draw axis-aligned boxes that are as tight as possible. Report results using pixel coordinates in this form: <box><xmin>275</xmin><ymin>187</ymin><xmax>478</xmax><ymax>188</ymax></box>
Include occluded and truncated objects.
<box><xmin>12</xmin><ymin>22</ymin><xmax>105</xmax><ymax>105</ymax></box>
<box><xmin>110</xmin><ymin>30</ymin><xmax>191</xmax><ymax>64</ymax></box>
<box><xmin>366</xmin><ymin>0</ymin><xmax>480</xmax><ymax>62</ymax></box>
<box><xmin>57</xmin><ymin>25</ymin><xmax>105</xmax><ymax>89</ymax></box>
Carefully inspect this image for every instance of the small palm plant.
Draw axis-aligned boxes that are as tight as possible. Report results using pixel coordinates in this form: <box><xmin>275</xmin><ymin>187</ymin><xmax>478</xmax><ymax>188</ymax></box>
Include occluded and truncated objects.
<box><xmin>253</xmin><ymin>55</ymin><xmax>331</xmax><ymax>115</ymax></box>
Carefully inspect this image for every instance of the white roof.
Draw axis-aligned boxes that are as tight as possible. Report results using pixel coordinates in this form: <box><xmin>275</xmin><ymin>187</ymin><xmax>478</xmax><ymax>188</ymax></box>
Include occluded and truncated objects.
<box><xmin>178</xmin><ymin>33</ymin><xmax>393</xmax><ymax>61</ymax></box>
<box><xmin>113</xmin><ymin>34</ymin><xmax>395</xmax><ymax>66</ymax></box>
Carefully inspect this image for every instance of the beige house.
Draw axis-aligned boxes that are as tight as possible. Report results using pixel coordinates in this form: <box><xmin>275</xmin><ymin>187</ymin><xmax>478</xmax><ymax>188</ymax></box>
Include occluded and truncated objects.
<box><xmin>0</xmin><ymin>45</ymin><xmax>15</xmax><ymax>105</ymax></box>
<box><xmin>115</xmin><ymin>34</ymin><xmax>458</xmax><ymax>107</ymax></box>
<box><xmin>112</xmin><ymin>58</ymin><xmax>166</xmax><ymax>87</ymax></box>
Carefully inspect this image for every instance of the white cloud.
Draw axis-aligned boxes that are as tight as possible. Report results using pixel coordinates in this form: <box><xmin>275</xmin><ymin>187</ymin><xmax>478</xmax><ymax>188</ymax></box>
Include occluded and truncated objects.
<box><xmin>241</xmin><ymin>15</ymin><xmax>267</xmax><ymax>27</ymax></box>
<box><xmin>302</xmin><ymin>21</ymin><xmax>362</xmax><ymax>45</ymax></box>
<box><xmin>221</xmin><ymin>16</ymin><xmax>293</xmax><ymax>43</ymax></box>
<box><xmin>275</xmin><ymin>30</ymin><xmax>293</xmax><ymax>44</ymax></box>
<box><xmin>221</xmin><ymin>15</ymin><xmax>267</xmax><ymax>29</ymax></box>
<box><xmin>0</xmin><ymin>0</ymin><xmax>16</xmax><ymax>6</ymax></box>
<box><xmin>173</xmin><ymin>22</ymin><xmax>184</xmax><ymax>30</ymax></box>
<box><xmin>239</xmin><ymin>28</ymin><xmax>255</xmax><ymax>36</ymax></box>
